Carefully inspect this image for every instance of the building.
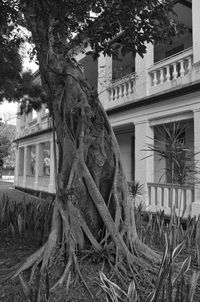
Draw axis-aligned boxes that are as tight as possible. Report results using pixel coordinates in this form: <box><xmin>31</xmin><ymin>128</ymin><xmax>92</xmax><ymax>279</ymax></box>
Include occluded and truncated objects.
<box><xmin>14</xmin><ymin>0</ymin><xmax>200</xmax><ymax>215</ymax></box>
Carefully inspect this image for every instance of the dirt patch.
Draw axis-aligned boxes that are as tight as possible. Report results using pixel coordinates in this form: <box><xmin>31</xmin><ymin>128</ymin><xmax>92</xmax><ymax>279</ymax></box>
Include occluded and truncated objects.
<box><xmin>0</xmin><ymin>232</ymin><xmax>108</xmax><ymax>301</ymax></box>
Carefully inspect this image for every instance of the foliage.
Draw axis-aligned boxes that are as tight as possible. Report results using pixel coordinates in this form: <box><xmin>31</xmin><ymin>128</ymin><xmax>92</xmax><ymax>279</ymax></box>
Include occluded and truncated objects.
<box><xmin>0</xmin><ymin>133</ymin><xmax>10</xmax><ymax>168</ymax></box>
<box><xmin>0</xmin><ymin>122</ymin><xmax>16</xmax><ymax>169</ymax></box>
<box><xmin>145</xmin><ymin>122</ymin><xmax>198</xmax><ymax>186</ymax></box>
<box><xmin>1</xmin><ymin>0</ymin><xmax>186</xmax><ymax>71</ymax></box>
<box><xmin>98</xmin><ymin>208</ymin><xmax>200</xmax><ymax>302</ymax></box>
<box><xmin>0</xmin><ymin>193</ymin><xmax>53</xmax><ymax>244</ymax></box>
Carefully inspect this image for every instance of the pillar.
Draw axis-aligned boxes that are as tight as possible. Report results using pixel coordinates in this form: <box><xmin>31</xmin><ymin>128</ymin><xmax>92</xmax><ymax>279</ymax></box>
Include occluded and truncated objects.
<box><xmin>34</xmin><ymin>143</ymin><xmax>43</xmax><ymax>189</ymax></box>
<box><xmin>192</xmin><ymin>108</ymin><xmax>200</xmax><ymax>215</ymax></box>
<box><xmin>192</xmin><ymin>0</ymin><xmax>200</xmax><ymax>63</ymax></box>
<box><xmin>14</xmin><ymin>146</ymin><xmax>19</xmax><ymax>186</ymax></box>
<box><xmin>48</xmin><ymin>139</ymin><xmax>55</xmax><ymax>193</ymax></box>
<box><xmin>135</xmin><ymin>43</ymin><xmax>154</xmax><ymax>98</ymax></box>
<box><xmin>23</xmin><ymin>146</ymin><xmax>31</xmax><ymax>187</ymax></box>
<box><xmin>134</xmin><ymin>120</ymin><xmax>154</xmax><ymax>206</ymax></box>
<box><xmin>98</xmin><ymin>53</ymin><xmax>112</xmax><ymax>108</ymax></box>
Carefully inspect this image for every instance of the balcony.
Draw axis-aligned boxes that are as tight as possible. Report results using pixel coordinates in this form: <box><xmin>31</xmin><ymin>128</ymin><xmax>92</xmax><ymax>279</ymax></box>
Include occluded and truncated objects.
<box><xmin>17</xmin><ymin>114</ymin><xmax>52</xmax><ymax>138</ymax></box>
<box><xmin>148</xmin><ymin>48</ymin><xmax>195</xmax><ymax>95</ymax></box>
<box><xmin>107</xmin><ymin>72</ymin><xmax>136</xmax><ymax>109</ymax></box>
<box><xmin>105</xmin><ymin>46</ymin><xmax>200</xmax><ymax>110</ymax></box>
<box><xmin>147</xmin><ymin>182</ymin><xmax>194</xmax><ymax>217</ymax></box>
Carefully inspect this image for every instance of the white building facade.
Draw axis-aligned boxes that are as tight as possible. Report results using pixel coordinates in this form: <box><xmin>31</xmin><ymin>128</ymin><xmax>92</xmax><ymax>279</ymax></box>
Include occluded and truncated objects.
<box><xmin>15</xmin><ymin>0</ymin><xmax>200</xmax><ymax>215</ymax></box>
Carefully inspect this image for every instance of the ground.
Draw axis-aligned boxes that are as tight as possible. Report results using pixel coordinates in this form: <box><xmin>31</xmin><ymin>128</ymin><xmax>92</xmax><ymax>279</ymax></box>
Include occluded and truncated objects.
<box><xmin>1</xmin><ymin>181</ymin><xmax>200</xmax><ymax>301</ymax></box>
<box><xmin>0</xmin><ymin>181</ymin><xmax>107</xmax><ymax>301</ymax></box>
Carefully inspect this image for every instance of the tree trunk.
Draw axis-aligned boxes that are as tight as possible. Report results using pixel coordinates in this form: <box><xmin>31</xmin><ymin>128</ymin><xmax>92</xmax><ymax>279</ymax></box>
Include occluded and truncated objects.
<box><xmin>2</xmin><ymin>2</ymin><xmax>160</xmax><ymax>298</ymax></box>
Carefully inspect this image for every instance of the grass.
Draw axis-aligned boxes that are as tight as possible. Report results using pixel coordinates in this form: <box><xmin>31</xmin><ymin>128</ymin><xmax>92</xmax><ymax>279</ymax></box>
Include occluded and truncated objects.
<box><xmin>1</xmin><ymin>191</ymin><xmax>200</xmax><ymax>301</ymax></box>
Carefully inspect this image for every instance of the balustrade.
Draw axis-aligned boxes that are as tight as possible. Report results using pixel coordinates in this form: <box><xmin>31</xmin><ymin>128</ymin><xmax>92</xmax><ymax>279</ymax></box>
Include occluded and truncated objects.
<box><xmin>147</xmin><ymin>182</ymin><xmax>194</xmax><ymax>217</ymax></box>
<box><xmin>108</xmin><ymin>72</ymin><xmax>136</xmax><ymax>103</ymax></box>
<box><xmin>149</xmin><ymin>48</ymin><xmax>193</xmax><ymax>88</ymax></box>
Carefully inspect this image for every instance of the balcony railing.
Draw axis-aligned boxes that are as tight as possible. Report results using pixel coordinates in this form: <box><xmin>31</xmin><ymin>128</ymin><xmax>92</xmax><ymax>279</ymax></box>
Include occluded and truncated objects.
<box><xmin>107</xmin><ymin>72</ymin><xmax>136</xmax><ymax>106</ymax></box>
<box><xmin>147</xmin><ymin>182</ymin><xmax>194</xmax><ymax>217</ymax></box>
<box><xmin>148</xmin><ymin>48</ymin><xmax>193</xmax><ymax>89</ymax></box>
<box><xmin>18</xmin><ymin>115</ymin><xmax>52</xmax><ymax>138</ymax></box>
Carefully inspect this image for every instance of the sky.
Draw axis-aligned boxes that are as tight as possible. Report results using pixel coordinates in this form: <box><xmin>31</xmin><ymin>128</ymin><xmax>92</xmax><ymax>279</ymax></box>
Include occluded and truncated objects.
<box><xmin>0</xmin><ymin>101</ymin><xmax>18</xmax><ymax>125</ymax></box>
<box><xmin>0</xmin><ymin>41</ymin><xmax>38</xmax><ymax>125</ymax></box>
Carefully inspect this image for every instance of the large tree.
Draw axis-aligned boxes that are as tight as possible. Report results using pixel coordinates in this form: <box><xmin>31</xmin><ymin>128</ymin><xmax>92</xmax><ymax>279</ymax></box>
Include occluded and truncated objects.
<box><xmin>0</xmin><ymin>0</ymin><xmax>185</xmax><ymax>299</ymax></box>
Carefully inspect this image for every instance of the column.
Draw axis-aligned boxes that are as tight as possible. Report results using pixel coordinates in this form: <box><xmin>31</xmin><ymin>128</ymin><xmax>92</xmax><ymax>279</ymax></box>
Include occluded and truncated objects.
<box><xmin>192</xmin><ymin>109</ymin><xmax>200</xmax><ymax>215</ymax></box>
<box><xmin>97</xmin><ymin>53</ymin><xmax>112</xmax><ymax>108</ymax></box>
<box><xmin>14</xmin><ymin>146</ymin><xmax>19</xmax><ymax>187</ymax></box>
<box><xmin>192</xmin><ymin>0</ymin><xmax>200</xmax><ymax>63</ymax></box>
<box><xmin>135</xmin><ymin>43</ymin><xmax>154</xmax><ymax>98</ymax></box>
<box><xmin>48</xmin><ymin>139</ymin><xmax>55</xmax><ymax>193</ymax></box>
<box><xmin>23</xmin><ymin>146</ymin><xmax>31</xmax><ymax>187</ymax></box>
<box><xmin>134</xmin><ymin>120</ymin><xmax>154</xmax><ymax>208</ymax></box>
<box><xmin>34</xmin><ymin>143</ymin><xmax>43</xmax><ymax>189</ymax></box>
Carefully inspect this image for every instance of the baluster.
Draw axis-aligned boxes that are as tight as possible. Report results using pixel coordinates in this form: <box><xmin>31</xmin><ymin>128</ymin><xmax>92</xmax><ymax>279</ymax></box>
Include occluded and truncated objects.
<box><xmin>148</xmin><ymin>186</ymin><xmax>151</xmax><ymax>205</ymax></box>
<box><xmin>187</xmin><ymin>56</ymin><xmax>192</xmax><ymax>72</ymax></box>
<box><xmin>121</xmin><ymin>84</ymin><xmax>125</xmax><ymax>98</ymax></box>
<box><xmin>124</xmin><ymin>83</ymin><xmax>127</xmax><ymax>96</ymax></box>
<box><xmin>114</xmin><ymin>88</ymin><xmax>116</xmax><ymax>101</ymax></box>
<box><xmin>175</xmin><ymin>188</ymin><xmax>178</xmax><ymax>208</ymax></box>
<box><xmin>115</xmin><ymin>87</ymin><xmax>118</xmax><ymax>99</ymax></box>
<box><xmin>130</xmin><ymin>80</ymin><xmax>134</xmax><ymax>93</ymax></box>
<box><xmin>110</xmin><ymin>88</ymin><xmax>114</xmax><ymax>101</ymax></box>
<box><xmin>127</xmin><ymin>81</ymin><xmax>131</xmax><ymax>96</ymax></box>
<box><xmin>172</xmin><ymin>62</ymin><xmax>178</xmax><ymax>80</ymax></box>
<box><xmin>152</xmin><ymin>71</ymin><xmax>158</xmax><ymax>86</ymax></box>
<box><xmin>159</xmin><ymin>68</ymin><xmax>164</xmax><ymax>84</ymax></box>
<box><xmin>179</xmin><ymin>59</ymin><xmax>185</xmax><ymax>77</ymax></box>
<box><xmin>119</xmin><ymin>84</ymin><xmax>123</xmax><ymax>98</ymax></box>
<box><xmin>161</xmin><ymin>187</ymin><xmax>164</xmax><ymax>207</ymax></box>
<box><xmin>165</xmin><ymin>65</ymin><xmax>170</xmax><ymax>82</ymax></box>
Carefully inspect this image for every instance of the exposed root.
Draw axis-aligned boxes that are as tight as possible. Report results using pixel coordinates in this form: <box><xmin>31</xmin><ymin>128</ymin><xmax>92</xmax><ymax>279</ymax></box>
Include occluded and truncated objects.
<box><xmin>50</xmin><ymin>254</ymin><xmax>72</xmax><ymax>291</ymax></box>
<box><xmin>2</xmin><ymin>244</ymin><xmax>46</xmax><ymax>283</ymax></box>
<box><xmin>73</xmin><ymin>253</ymin><xmax>94</xmax><ymax>298</ymax></box>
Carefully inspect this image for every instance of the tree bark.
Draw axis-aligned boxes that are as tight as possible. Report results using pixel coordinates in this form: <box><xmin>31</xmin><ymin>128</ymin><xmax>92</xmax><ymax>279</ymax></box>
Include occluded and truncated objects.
<box><xmin>3</xmin><ymin>2</ymin><xmax>160</xmax><ymax>298</ymax></box>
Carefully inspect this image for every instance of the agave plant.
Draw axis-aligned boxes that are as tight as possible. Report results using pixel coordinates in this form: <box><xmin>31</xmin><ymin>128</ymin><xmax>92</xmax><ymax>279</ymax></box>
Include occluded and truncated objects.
<box><xmin>147</xmin><ymin>233</ymin><xmax>191</xmax><ymax>302</ymax></box>
<box><xmin>143</xmin><ymin>122</ymin><xmax>200</xmax><ymax>218</ymax></box>
<box><xmin>99</xmin><ymin>271</ymin><xmax>138</xmax><ymax>302</ymax></box>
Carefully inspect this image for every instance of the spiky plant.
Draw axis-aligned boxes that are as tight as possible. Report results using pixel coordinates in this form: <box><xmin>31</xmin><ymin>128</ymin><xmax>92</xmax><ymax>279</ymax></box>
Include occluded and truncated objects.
<box><xmin>144</xmin><ymin>122</ymin><xmax>199</xmax><ymax>218</ymax></box>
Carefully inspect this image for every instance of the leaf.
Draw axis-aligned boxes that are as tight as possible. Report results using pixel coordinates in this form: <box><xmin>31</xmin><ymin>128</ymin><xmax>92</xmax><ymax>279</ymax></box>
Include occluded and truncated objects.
<box><xmin>188</xmin><ymin>270</ymin><xmax>200</xmax><ymax>302</ymax></box>
<box><xmin>172</xmin><ymin>256</ymin><xmax>191</xmax><ymax>286</ymax></box>
<box><xmin>85</xmin><ymin>51</ymin><xmax>93</xmax><ymax>56</ymax></box>
<box><xmin>127</xmin><ymin>279</ymin><xmax>137</xmax><ymax>301</ymax></box>
<box><xmin>45</xmin><ymin>269</ymin><xmax>49</xmax><ymax>300</ymax></box>
<box><xmin>18</xmin><ymin>214</ymin><xmax>22</xmax><ymax>236</ymax></box>
<box><xmin>19</xmin><ymin>273</ymin><xmax>32</xmax><ymax>300</ymax></box>
<box><xmin>66</xmin><ymin>272</ymin><xmax>71</xmax><ymax>295</ymax></box>
<box><xmin>145</xmin><ymin>291</ymin><xmax>155</xmax><ymax>302</ymax></box>
<box><xmin>172</xmin><ymin>240</ymin><xmax>185</xmax><ymax>261</ymax></box>
<box><xmin>10</xmin><ymin>222</ymin><xmax>15</xmax><ymax>237</ymax></box>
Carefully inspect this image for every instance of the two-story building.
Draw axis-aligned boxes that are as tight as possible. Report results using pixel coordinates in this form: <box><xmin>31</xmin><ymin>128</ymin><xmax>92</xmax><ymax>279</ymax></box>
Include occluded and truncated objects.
<box><xmin>14</xmin><ymin>0</ymin><xmax>200</xmax><ymax>216</ymax></box>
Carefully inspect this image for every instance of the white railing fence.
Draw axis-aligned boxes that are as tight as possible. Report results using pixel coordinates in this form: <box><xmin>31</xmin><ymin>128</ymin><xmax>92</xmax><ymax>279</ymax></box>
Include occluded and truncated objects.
<box><xmin>147</xmin><ymin>182</ymin><xmax>194</xmax><ymax>216</ymax></box>
<box><xmin>148</xmin><ymin>48</ymin><xmax>193</xmax><ymax>88</ymax></box>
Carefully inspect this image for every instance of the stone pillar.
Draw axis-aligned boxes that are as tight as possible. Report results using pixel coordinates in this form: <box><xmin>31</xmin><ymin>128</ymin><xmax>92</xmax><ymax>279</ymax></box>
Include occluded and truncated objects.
<box><xmin>135</xmin><ymin>43</ymin><xmax>154</xmax><ymax>98</ymax></box>
<box><xmin>192</xmin><ymin>0</ymin><xmax>200</xmax><ymax>64</ymax></box>
<box><xmin>192</xmin><ymin>108</ymin><xmax>200</xmax><ymax>215</ymax></box>
<box><xmin>134</xmin><ymin>120</ymin><xmax>154</xmax><ymax>207</ymax></box>
<box><xmin>34</xmin><ymin>143</ymin><xmax>43</xmax><ymax>189</ymax></box>
<box><xmin>23</xmin><ymin>146</ymin><xmax>31</xmax><ymax>187</ymax></box>
<box><xmin>48</xmin><ymin>139</ymin><xmax>55</xmax><ymax>193</ymax></box>
<box><xmin>98</xmin><ymin>53</ymin><xmax>112</xmax><ymax>108</ymax></box>
<box><xmin>14</xmin><ymin>146</ymin><xmax>19</xmax><ymax>187</ymax></box>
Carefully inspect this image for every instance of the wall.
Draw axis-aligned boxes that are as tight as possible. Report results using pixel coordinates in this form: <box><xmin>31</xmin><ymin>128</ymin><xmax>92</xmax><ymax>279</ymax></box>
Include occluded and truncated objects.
<box><xmin>115</xmin><ymin>128</ymin><xmax>134</xmax><ymax>181</ymax></box>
